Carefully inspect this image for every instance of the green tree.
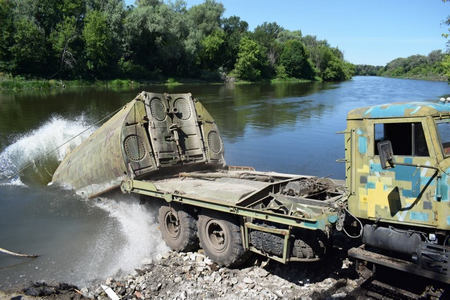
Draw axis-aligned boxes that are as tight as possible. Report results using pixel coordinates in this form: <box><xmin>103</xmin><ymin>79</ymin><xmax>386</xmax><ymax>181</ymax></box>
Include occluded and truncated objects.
<box><xmin>322</xmin><ymin>58</ymin><xmax>353</xmax><ymax>81</ymax></box>
<box><xmin>222</xmin><ymin>16</ymin><xmax>248</xmax><ymax>71</ymax></box>
<box><xmin>199</xmin><ymin>29</ymin><xmax>225</xmax><ymax>70</ymax></box>
<box><xmin>276</xmin><ymin>29</ymin><xmax>302</xmax><ymax>43</ymax></box>
<box><xmin>279</xmin><ymin>39</ymin><xmax>315</xmax><ymax>79</ymax></box>
<box><xmin>234</xmin><ymin>37</ymin><xmax>267</xmax><ymax>81</ymax></box>
<box><xmin>184</xmin><ymin>0</ymin><xmax>224</xmax><ymax>59</ymax></box>
<box><xmin>49</xmin><ymin>16</ymin><xmax>81</xmax><ymax>77</ymax></box>
<box><xmin>123</xmin><ymin>0</ymin><xmax>186</xmax><ymax>77</ymax></box>
<box><xmin>442</xmin><ymin>54</ymin><xmax>450</xmax><ymax>79</ymax></box>
<box><xmin>10</xmin><ymin>17</ymin><xmax>47</xmax><ymax>75</ymax></box>
<box><xmin>252</xmin><ymin>22</ymin><xmax>283</xmax><ymax>68</ymax></box>
<box><xmin>82</xmin><ymin>10</ymin><xmax>115</xmax><ymax>77</ymax></box>
<box><xmin>0</xmin><ymin>0</ymin><xmax>15</xmax><ymax>71</ymax></box>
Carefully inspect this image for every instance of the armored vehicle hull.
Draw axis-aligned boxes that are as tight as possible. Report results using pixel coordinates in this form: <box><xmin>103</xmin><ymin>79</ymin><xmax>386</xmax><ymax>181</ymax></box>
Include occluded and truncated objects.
<box><xmin>51</xmin><ymin>92</ymin><xmax>225</xmax><ymax>197</ymax></box>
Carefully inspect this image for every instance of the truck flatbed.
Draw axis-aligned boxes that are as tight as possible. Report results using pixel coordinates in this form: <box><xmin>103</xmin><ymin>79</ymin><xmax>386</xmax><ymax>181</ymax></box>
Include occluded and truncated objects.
<box><xmin>121</xmin><ymin>169</ymin><xmax>345</xmax><ymax>263</ymax></box>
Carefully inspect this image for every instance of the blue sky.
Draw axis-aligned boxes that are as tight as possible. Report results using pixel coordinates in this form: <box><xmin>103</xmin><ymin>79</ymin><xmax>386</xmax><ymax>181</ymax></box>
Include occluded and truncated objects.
<box><xmin>126</xmin><ymin>0</ymin><xmax>449</xmax><ymax>66</ymax></box>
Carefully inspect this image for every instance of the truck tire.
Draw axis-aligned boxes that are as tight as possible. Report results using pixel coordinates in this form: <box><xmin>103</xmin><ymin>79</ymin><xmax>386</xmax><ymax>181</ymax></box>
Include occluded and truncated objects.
<box><xmin>158</xmin><ymin>204</ymin><xmax>198</xmax><ymax>252</ymax></box>
<box><xmin>197</xmin><ymin>210</ymin><xmax>249</xmax><ymax>267</ymax></box>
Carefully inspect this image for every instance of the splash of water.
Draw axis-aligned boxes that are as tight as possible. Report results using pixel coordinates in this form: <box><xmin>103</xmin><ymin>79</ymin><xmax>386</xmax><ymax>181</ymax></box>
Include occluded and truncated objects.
<box><xmin>0</xmin><ymin>115</ymin><xmax>169</xmax><ymax>286</ymax></box>
<box><xmin>91</xmin><ymin>195</ymin><xmax>169</xmax><ymax>279</ymax></box>
<box><xmin>0</xmin><ymin>116</ymin><xmax>95</xmax><ymax>186</ymax></box>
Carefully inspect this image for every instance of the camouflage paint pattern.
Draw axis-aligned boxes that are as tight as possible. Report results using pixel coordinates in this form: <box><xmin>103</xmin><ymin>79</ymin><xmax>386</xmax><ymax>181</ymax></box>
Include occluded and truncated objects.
<box><xmin>52</xmin><ymin>92</ymin><xmax>225</xmax><ymax>196</ymax></box>
<box><xmin>345</xmin><ymin>101</ymin><xmax>450</xmax><ymax>230</ymax></box>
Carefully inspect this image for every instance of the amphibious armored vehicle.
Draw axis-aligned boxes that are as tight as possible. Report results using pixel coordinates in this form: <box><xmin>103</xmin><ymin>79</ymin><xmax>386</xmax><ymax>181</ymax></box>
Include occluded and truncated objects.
<box><xmin>52</xmin><ymin>92</ymin><xmax>226</xmax><ymax>197</ymax></box>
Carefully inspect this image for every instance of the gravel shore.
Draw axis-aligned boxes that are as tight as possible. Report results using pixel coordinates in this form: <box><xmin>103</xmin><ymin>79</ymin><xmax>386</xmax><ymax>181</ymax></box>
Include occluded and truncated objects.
<box><xmin>1</xmin><ymin>246</ymin><xmax>364</xmax><ymax>300</ymax></box>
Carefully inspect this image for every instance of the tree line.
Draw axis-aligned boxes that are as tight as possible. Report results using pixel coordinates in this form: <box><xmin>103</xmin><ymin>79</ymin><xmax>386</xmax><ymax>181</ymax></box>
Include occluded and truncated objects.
<box><xmin>354</xmin><ymin>50</ymin><xmax>449</xmax><ymax>81</ymax></box>
<box><xmin>380</xmin><ymin>50</ymin><xmax>447</xmax><ymax>80</ymax></box>
<box><xmin>0</xmin><ymin>0</ymin><xmax>353</xmax><ymax>82</ymax></box>
<box><xmin>355</xmin><ymin>50</ymin><xmax>450</xmax><ymax>80</ymax></box>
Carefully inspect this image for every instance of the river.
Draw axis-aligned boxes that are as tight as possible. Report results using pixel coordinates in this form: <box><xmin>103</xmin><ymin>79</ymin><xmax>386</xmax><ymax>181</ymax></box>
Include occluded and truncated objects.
<box><xmin>0</xmin><ymin>76</ymin><xmax>449</xmax><ymax>289</ymax></box>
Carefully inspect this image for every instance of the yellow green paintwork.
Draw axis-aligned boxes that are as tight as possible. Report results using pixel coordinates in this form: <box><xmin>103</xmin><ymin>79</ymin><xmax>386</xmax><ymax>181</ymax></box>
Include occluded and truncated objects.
<box><xmin>345</xmin><ymin>101</ymin><xmax>450</xmax><ymax>230</ymax></box>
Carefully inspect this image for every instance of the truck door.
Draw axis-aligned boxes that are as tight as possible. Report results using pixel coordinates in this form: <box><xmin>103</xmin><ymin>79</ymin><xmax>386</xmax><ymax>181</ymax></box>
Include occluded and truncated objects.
<box><xmin>368</xmin><ymin>120</ymin><xmax>438</xmax><ymax>227</ymax></box>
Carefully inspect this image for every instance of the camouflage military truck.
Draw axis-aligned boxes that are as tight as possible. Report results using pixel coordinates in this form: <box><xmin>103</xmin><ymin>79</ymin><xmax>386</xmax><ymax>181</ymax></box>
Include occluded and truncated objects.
<box><xmin>52</xmin><ymin>92</ymin><xmax>449</xmax><ymax>284</ymax></box>
<box><xmin>344</xmin><ymin>101</ymin><xmax>449</xmax><ymax>284</ymax></box>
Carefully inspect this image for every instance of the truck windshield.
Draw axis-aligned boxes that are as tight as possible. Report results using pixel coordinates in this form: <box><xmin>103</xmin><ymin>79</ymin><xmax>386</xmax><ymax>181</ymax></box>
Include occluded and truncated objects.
<box><xmin>436</xmin><ymin>120</ymin><xmax>450</xmax><ymax>157</ymax></box>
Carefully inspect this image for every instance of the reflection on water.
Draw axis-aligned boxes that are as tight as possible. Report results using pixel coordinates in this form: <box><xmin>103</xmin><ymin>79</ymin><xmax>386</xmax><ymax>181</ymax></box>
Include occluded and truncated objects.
<box><xmin>0</xmin><ymin>76</ymin><xmax>449</xmax><ymax>288</ymax></box>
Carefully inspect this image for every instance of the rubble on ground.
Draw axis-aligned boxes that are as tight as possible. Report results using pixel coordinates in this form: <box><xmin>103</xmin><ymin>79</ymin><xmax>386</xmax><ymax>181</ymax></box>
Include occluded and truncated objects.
<box><xmin>86</xmin><ymin>249</ymin><xmax>360</xmax><ymax>300</ymax></box>
<box><xmin>2</xmin><ymin>248</ymin><xmax>362</xmax><ymax>300</ymax></box>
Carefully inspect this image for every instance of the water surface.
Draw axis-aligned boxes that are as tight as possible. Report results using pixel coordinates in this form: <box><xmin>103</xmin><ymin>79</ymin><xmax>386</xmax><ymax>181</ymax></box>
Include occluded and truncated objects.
<box><xmin>0</xmin><ymin>76</ymin><xmax>449</xmax><ymax>288</ymax></box>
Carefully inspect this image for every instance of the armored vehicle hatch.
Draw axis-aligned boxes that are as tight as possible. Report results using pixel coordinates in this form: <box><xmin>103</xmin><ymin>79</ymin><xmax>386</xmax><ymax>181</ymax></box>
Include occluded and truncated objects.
<box><xmin>51</xmin><ymin>92</ymin><xmax>225</xmax><ymax>197</ymax></box>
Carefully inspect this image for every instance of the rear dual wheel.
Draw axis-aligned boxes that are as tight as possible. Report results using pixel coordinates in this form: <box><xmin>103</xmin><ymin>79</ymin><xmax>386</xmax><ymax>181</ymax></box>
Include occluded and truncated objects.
<box><xmin>158</xmin><ymin>205</ymin><xmax>249</xmax><ymax>267</ymax></box>
<box><xmin>158</xmin><ymin>204</ymin><xmax>198</xmax><ymax>251</ymax></box>
<box><xmin>197</xmin><ymin>210</ymin><xmax>249</xmax><ymax>267</ymax></box>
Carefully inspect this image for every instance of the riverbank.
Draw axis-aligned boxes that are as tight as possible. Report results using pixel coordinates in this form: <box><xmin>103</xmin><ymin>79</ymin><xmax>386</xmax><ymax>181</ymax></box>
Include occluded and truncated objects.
<box><xmin>0</xmin><ymin>248</ymin><xmax>363</xmax><ymax>300</ymax></box>
<box><xmin>381</xmin><ymin>74</ymin><xmax>448</xmax><ymax>82</ymax></box>
<box><xmin>0</xmin><ymin>75</ymin><xmax>201</xmax><ymax>92</ymax></box>
<box><xmin>0</xmin><ymin>74</ymin><xmax>318</xmax><ymax>92</ymax></box>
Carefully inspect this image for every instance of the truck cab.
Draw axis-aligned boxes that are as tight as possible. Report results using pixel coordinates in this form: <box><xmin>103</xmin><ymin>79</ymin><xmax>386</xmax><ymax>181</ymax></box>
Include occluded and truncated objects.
<box><xmin>345</xmin><ymin>100</ymin><xmax>449</xmax><ymax>282</ymax></box>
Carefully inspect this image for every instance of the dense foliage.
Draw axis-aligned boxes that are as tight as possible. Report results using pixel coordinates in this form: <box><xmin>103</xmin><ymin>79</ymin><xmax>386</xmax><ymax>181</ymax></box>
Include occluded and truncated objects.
<box><xmin>354</xmin><ymin>50</ymin><xmax>449</xmax><ymax>81</ymax></box>
<box><xmin>0</xmin><ymin>0</ymin><xmax>353</xmax><ymax>82</ymax></box>
<box><xmin>353</xmin><ymin>65</ymin><xmax>383</xmax><ymax>76</ymax></box>
<box><xmin>380</xmin><ymin>50</ymin><xmax>447</xmax><ymax>80</ymax></box>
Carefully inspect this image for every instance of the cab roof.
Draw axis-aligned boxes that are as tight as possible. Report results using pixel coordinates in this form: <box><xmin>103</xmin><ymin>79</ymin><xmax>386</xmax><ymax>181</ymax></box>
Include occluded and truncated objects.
<box><xmin>347</xmin><ymin>101</ymin><xmax>450</xmax><ymax>120</ymax></box>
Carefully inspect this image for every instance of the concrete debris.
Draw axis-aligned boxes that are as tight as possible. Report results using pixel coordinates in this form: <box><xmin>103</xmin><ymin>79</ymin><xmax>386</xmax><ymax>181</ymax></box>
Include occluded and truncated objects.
<box><xmin>85</xmin><ymin>249</ymin><xmax>360</xmax><ymax>300</ymax></box>
<box><xmin>1</xmin><ymin>248</ymin><xmax>363</xmax><ymax>299</ymax></box>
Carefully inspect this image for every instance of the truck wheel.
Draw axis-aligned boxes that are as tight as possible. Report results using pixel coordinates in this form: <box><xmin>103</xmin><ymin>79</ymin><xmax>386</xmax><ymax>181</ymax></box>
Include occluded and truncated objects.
<box><xmin>197</xmin><ymin>210</ymin><xmax>249</xmax><ymax>267</ymax></box>
<box><xmin>158</xmin><ymin>204</ymin><xmax>198</xmax><ymax>252</ymax></box>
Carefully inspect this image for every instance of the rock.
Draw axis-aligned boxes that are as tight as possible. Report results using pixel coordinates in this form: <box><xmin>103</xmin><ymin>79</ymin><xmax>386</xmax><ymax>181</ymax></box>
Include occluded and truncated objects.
<box><xmin>136</xmin><ymin>276</ymin><xmax>145</xmax><ymax>284</ymax></box>
<box><xmin>174</xmin><ymin>276</ymin><xmax>182</xmax><ymax>283</ymax></box>
<box><xmin>243</xmin><ymin>277</ymin><xmax>253</xmax><ymax>284</ymax></box>
<box><xmin>331</xmin><ymin>292</ymin><xmax>347</xmax><ymax>298</ymax></box>
<box><xmin>180</xmin><ymin>290</ymin><xmax>187</xmax><ymax>300</ymax></box>
<box><xmin>135</xmin><ymin>291</ymin><xmax>144</xmax><ymax>299</ymax></box>
<box><xmin>275</xmin><ymin>289</ymin><xmax>283</xmax><ymax>297</ymax></box>
<box><xmin>23</xmin><ymin>287</ymin><xmax>40</xmax><ymax>297</ymax></box>
<box><xmin>150</xmin><ymin>282</ymin><xmax>162</xmax><ymax>292</ymax></box>
<box><xmin>231</xmin><ymin>278</ymin><xmax>238</xmax><ymax>285</ymax></box>
<box><xmin>182</xmin><ymin>265</ymin><xmax>192</xmax><ymax>273</ymax></box>
<box><xmin>204</xmin><ymin>257</ymin><xmax>213</xmax><ymax>265</ymax></box>
<box><xmin>254</xmin><ymin>268</ymin><xmax>269</xmax><ymax>278</ymax></box>
<box><xmin>80</xmin><ymin>287</ymin><xmax>89</xmax><ymax>295</ymax></box>
<box><xmin>197</xmin><ymin>261</ymin><xmax>206</xmax><ymax>267</ymax></box>
<box><xmin>214</xmin><ymin>275</ymin><xmax>222</xmax><ymax>283</ymax></box>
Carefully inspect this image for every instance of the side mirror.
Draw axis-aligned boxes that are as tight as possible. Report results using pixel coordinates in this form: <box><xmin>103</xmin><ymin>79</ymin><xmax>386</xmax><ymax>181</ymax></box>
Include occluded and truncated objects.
<box><xmin>378</xmin><ymin>140</ymin><xmax>395</xmax><ymax>169</ymax></box>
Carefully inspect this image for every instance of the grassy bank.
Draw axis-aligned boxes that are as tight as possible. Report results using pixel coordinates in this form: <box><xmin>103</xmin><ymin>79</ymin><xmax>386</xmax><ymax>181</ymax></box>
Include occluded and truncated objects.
<box><xmin>0</xmin><ymin>74</ymin><xmax>144</xmax><ymax>92</ymax></box>
<box><xmin>380</xmin><ymin>74</ymin><xmax>448</xmax><ymax>82</ymax></box>
<box><xmin>0</xmin><ymin>74</ymin><xmax>223</xmax><ymax>92</ymax></box>
<box><xmin>0</xmin><ymin>74</ymin><xmax>321</xmax><ymax>92</ymax></box>
<box><xmin>270</xmin><ymin>77</ymin><xmax>316</xmax><ymax>84</ymax></box>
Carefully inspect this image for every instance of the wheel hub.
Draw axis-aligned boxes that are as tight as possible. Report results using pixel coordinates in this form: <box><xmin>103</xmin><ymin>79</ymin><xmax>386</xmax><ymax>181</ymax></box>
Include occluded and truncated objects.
<box><xmin>206</xmin><ymin>221</ymin><xmax>226</xmax><ymax>252</ymax></box>
<box><xmin>165</xmin><ymin>211</ymin><xmax>180</xmax><ymax>238</ymax></box>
